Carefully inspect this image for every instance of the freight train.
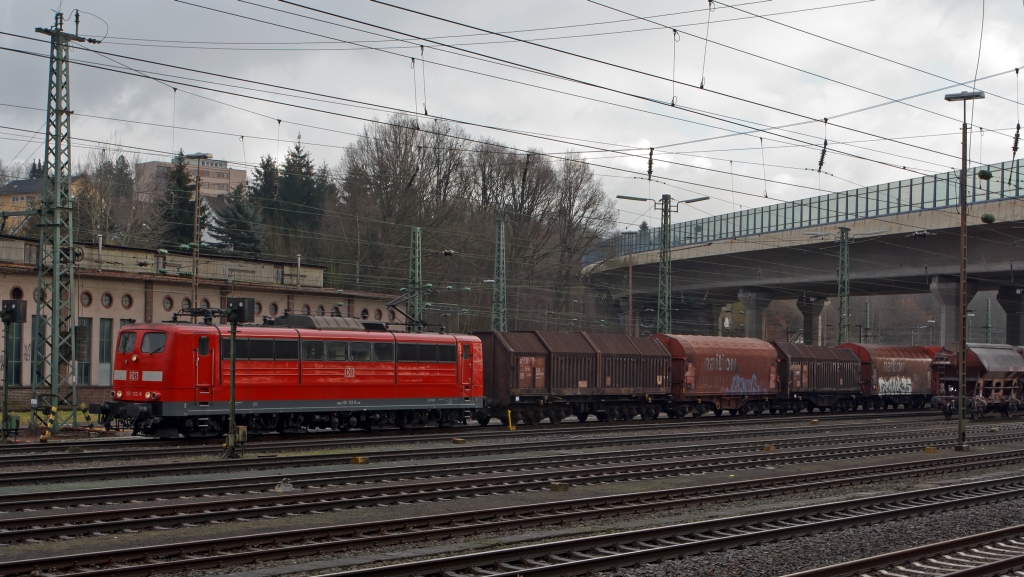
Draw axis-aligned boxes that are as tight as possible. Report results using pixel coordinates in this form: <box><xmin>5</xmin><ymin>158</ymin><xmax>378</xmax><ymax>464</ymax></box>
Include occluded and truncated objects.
<box><xmin>93</xmin><ymin>314</ymin><xmax>1024</xmax><ymax>438</ymax></box>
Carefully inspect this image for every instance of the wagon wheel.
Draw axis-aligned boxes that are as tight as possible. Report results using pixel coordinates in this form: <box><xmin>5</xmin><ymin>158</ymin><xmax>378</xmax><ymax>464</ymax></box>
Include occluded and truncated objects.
<box><xmin>971</xmin><ymin>409</ymin><xmax>985</xmax><ymax>420</ymax></box>
<box><xmin>476</xmin><ymin>415</ymin><xmax>491</xmax><ymax>427</ymax></box>
<box><xmin>713</xmin><ymin>409</ymin><xmax>723</xmax><ymax>417</ymax></box>
<box><xmin>574</xmin><ymin>412</ymin><xmax>589</xmax><ymax>424</ymax></box>
<box><xmin>942</xmin><ymin>405</ymin><xmax>954</xmax><ymax>420</ymax></box>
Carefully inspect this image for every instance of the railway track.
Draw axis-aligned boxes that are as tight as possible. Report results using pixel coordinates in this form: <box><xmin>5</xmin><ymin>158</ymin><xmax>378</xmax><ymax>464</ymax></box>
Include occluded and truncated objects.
<box><xmin>314</xmin><ymin>474</ymin><xmax>1024</xmax><ymax>577</ymax></box>
<box><xmin>0</xmin><ymin>425</ymin><xmax>987</xmax><ymax>512</ymax></box>
<box><xmin>2</xmin><ymin>429</ymin><xmax>1022</xmax><ymax>543</ymax></box>
<box><xmin>782</xmin><ymin>524</ymin><xmax>1024</xmax><ymax>577</ymax></box>
<box><xmin>6</xmin><ymin>450</ymin><xmax>1024</xmax><ymax>577</ymax></box>
<box><xmin>0</xmin><ymin>418</ymin><xmax>978</xmax><ymax>483</ymax></box>
<box><xmin>0</xmin><ymin>410</ymin><xmax>945</xmax><ymax>462</ymax></box>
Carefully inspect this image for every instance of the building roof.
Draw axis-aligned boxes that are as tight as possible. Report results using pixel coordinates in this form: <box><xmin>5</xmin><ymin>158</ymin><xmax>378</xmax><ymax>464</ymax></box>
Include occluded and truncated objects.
<box><xmin>0</xmin><ymin>179</ymin><xmax>44</xmax><ymax>195</ymax></box>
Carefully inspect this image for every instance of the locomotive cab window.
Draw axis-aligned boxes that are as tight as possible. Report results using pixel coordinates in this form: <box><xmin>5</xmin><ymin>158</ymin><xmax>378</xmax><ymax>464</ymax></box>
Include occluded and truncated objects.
<box><xmin>221</xmin><ymin>338</ymin><xmax>249</xmax><ymax>359</ymax></box>
<box><xmin>140</xmin><ymin>333</ymin><xmax>166</xmax><ymax>354</ymax></box>
<box><xmin>249</xmin><ymin>339</ymin><xmax>274</xmax><ymax>360</ymax></box>
<box><xmin>197</xmin><ymin>336</ymin><xmax>209</xmax><ymax>356</ymax></box>
<box><xmin>302</xmin><ymin>340</ymin><xmax>325</xmax><ymax>360</ymax></box>
<box><xmin>274</xmin><ymin>340</ymin><xmax>299</xmax><ymax>360</ymax></box>
<box><xmin>373</xmin><ymin>342</ymin><xmax>394</xmax><ymax>361</ymax></box>
<box><xmin>397</xmin><ymin>343</ymin><xmax>417</xmax><ymax>362</ymax></box>
<box><xmin>117</xmin><ymin>332</ymin><xmax>137</xmax><ymax>354</ymax></box>
<box><xmin>349</xmin><ymin>342</ymin><xmax>372</xmax><ymax>361</ymax></box>
<box><xmin>325</xmin><ymin>341</ymin><xmax>348</xmax><ymax>361</ymax></box>
<box><xmin>438</xmin><ymin>345</ymin><xmax>457</xmax><ymax>363</ymax></box>
<box><xmin>418</xmin><ymin>344</ymin><xmax>438</xmax><ymax>362</ymax></box>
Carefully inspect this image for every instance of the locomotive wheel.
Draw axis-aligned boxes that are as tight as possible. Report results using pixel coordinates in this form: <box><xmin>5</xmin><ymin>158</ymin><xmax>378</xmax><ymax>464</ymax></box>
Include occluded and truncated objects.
<box><xmin>477</xmin><ymin>416</ymin><xmax>491</xmax><ymax>427</ymax></box>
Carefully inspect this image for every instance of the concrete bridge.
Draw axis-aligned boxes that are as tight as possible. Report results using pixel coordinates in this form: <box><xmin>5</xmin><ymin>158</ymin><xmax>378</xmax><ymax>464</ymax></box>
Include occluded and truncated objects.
<box><xmin>584</xmin><ymin>159</ymin><xmax>1024</xmax><ymax>346</ymax></box>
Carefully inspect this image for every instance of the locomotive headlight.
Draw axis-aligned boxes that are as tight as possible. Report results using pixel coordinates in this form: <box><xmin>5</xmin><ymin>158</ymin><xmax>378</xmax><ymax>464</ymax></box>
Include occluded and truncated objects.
<box><xmin>144</xmin><ymin>392</ymin><xmax>152</xmax><ymax>400</ymax></box>
<box><xmin>132</xmin><ymin>355</ymin><xmax>138</xmax><ymax>362</ymax></box>
<box><xmin>115</xmin><ymin>390</ymin><xmax>123</xmax><ymax>399</ymax></box>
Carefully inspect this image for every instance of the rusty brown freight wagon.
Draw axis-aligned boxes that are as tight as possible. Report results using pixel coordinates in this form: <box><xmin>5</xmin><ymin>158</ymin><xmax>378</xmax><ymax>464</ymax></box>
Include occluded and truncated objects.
<box><xmin>476</xmin><ymin>331</ymin><xmax>671</xmax><ymax>424</ymax></box>
<box><xmin>655</xmin><ymin>335</ymin><xmax>778</xmax><ymax>416</ymax></box>
<box><xmin>775</xmin><ymin>342</ymin><xmax>861</xmax><ymax>412</ymax></box>
<box><xmin>837</xmin><ymin>343</ymin><xmax>937</xmax><ymax>410</ymax></box>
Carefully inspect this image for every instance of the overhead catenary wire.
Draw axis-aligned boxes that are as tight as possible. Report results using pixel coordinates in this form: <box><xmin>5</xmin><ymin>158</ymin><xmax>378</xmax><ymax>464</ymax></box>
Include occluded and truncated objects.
<box><xmin>699</xmin><ymin>0</ymin><xmax>714</xmax><ymax>89</ymax></box>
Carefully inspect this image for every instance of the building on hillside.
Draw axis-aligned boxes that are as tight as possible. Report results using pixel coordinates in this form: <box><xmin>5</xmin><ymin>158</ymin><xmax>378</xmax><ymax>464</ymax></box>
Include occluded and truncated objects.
<box><xmin>136</xmin><ymin>157</ymin><xmax>247</xmax><ymax>197</ymax></box>
<box><xmin>0</xmin><ymin>176</ymin><xmax>85</xmax><ymax>234</ymax></box>
<box><xmin>0</xmin><ymin>234</ymin><xmax>398</xmax><ymax>390</ymax></box>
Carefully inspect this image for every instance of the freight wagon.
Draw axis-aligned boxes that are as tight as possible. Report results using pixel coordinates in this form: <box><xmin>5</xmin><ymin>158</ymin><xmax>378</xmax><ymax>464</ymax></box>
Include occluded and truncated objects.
<box><xmin>838</xmin><ymin>343</ymin><xmax>938</xmax><ymax>410</ymax></box>
<box><xmin>655</xmin><ymin>335</ymin><xmax>778</xmax><ymax>416</ymax></box>
<box><xmin>475</xmin><ymin>331</ymin><xmax>671</xmax><ymax>424</ymax></box>
<box><xmin>775</xmin><ymin>343</ymin><xmax>861</xmax><ymax>413</ymax></box>
<box><xmin>931</xmin><ymin>343</ymin><xmax>1024</xmax><ymax>418</ymax></box>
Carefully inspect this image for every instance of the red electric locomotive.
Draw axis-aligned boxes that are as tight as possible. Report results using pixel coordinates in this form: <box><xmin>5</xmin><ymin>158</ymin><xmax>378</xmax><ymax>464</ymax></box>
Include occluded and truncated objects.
<box><xmin>96</xmin><ymin>314</ymin><xmax>484</xmax><ymax>438</ymax></box>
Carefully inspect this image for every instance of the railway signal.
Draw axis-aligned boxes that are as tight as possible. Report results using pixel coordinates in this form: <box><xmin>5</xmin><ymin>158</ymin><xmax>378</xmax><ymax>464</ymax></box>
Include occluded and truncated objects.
<box><xmin>0</xmin><ymin>300</ymin><xmax>26</xmax><ymax>443</ymax></box>
<box><xmin>223</xmin><ymin>298</ymin><xmax>255</xmax><ymax>459</ymax></box>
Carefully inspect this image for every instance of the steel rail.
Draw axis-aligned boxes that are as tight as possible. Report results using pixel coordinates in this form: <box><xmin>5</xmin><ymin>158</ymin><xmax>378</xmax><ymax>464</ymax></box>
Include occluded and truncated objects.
<box><xmin>313</xmin><ymin>476</ymin><xmax>1024</xmax><ymax>577</ymax></box>
<box><xmin>6</xmin><ymin>449</ymin><xmax>1024</xmax><ymax>577</ymax></box>
<box><xmin>0</xmin><ymin>419</ymin><xmax>982</xmax><ymax>484</ymax></box>
<box><xmin>0</xmin><ymin>425</ymin><xmax>978</xmax><ymax>512</ymax></box>
<box><xmin>1</xmin><ymin>431</ymin><xmax>1022</xmax><ymax>543</ymax></box>
<box><xmin>0</xmin><ymin>410</ymin><xmax>943</xmax><ymax>456</ymax></box>
<box><xmin>781</xmin><ymin>524</ymin><xmax>1024</xmax><ymax>577</ymax></box>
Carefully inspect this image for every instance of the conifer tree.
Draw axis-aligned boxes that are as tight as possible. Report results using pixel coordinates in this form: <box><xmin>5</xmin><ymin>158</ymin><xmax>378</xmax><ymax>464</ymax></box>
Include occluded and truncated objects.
<box><xmin>210</xmin><ymin>183</ymin><xmax>266</xmax><ymax>256</ymax></box>
<box><xmin>155</xmin><ymin>151</ymin><xmax>208</xmax><ymax>249</ymax></box>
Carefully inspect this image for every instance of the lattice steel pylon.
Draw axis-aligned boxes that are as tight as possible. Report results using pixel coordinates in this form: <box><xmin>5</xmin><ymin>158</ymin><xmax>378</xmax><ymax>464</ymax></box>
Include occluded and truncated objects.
<box><xmin>491</xmin><ymin>219</ymin><xmax>507</xmax><ymax>332</ymax></box>
<box><xmin>837</xmin><ymin>227</ymin><xmax>851</xmax><ymax>345</ymax></box>
<box><xmin>657</xmin><ymin>194</ymin><xmax>672</xmax><ymax>334</ymax></box>
<box><xmin>408</xmin><ymin>226</ymin><xmax>423</xmax><ymax>330</ymax></box>
<box><xmin>33</xmin><ymin>13</ymin><xmax>85</xmax><ymax>431</ymax></box>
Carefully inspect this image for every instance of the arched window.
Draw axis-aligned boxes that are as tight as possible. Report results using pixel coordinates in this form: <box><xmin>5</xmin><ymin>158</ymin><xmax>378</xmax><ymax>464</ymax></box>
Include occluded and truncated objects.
<box><xmin>360</xmin><ymin>308</ymin><xmax>369</xmax><ymax>320</ymax></box>
<box><xmin>9</xmin><ymin>287</ymin><xmax>22</xmax><ymax>300</ymax></box>
<box><xmin>81</xmin><ymin>292</ymin><xmax>92</xmax><ymax>307</ymax></box>
<box><xmin>269</xmin><ymin>303</ymin><xmax>278</xmax><ymax>315</ymax></box>
<box><xmin>374</xmin><ymin>309</ymin><xmax>383</xmax><ymax>320</ymax></box>
<box><xmin>200</xmin><ymin>299</ymin><xmax>210</xmax><ymax>309</ymax></box>
<box><xmin>255</xmin><ymin>302</ymin><xmax>262</xmax><ymax>315</ymax></box>
<box><xmin>182</xmin><ymin>297</ymin><xmax>192</xmax><ymax>309</ymax></box>
<box><xmin>101</xmin><ymin>292</ymin><xmax>112</xmax><ymax>308</ymax></box>
<box><xmin>121</xmin><ymin>294</ymin><xmax>133</xmax><ymax>309</ymax></box>
<box><xmin>317</xmin><ymin>305</ymin><xmax>325</xmax><ymax>316</ymax></box>
<box><xmin>302</xmin><ymin>305</ymin><xmax>311</xmax><ymax>315</ymax></box>
<box><xmin>163</xmin><ymin>296</ymin><xmax>174</xmax><ymax>311</ymax></box>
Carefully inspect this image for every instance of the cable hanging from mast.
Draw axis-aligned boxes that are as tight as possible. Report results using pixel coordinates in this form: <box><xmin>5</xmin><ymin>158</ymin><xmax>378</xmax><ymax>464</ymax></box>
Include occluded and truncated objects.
<box><xmin>1013</xmin><ymin>68</ymin><xmax>1020</xmax><ymax>187</ymax></box>
<box><xmin>817</xmin><ymin>118</ymin><xmax>828</xmax><ymax>173</ymax></box>
<box><xmin>699</xmin><ymin>0</ymin><xmax>715</xmax><ymax>89</ymax></box>
<box><xmin>671</xmin><ymin>29</ymin><xmax>679</xmax><ymax>105</ymax></box>
<box><xmin>420</xmin><ymin>45</ymin><xmax>428</xmax><ymax>115</ymax></box>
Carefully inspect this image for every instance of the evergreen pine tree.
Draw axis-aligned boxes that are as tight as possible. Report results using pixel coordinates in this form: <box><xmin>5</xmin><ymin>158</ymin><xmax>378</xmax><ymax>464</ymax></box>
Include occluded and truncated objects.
<box><xmin>28</xmin><ymin>160</ymin><xmax>44</xmax><ymax>179</ymax></box>
<box><xmin>250</xmin><ymin>154</ymin><xmax>280</xmax><ymax>214</ymax></box>
<box><xmin>155</xmin><ymin>151</ymin><xmax>208</xmax><ymax>249</ymax></box>
<box><xmin>209</xmin><ymin>183</ymin><xmax>266</xmax><ymax>256</ymax></box>
<box><xmin>278</xmin><ymin>141</ymin><xmax>326</xmax><ymax>229</ymax></box>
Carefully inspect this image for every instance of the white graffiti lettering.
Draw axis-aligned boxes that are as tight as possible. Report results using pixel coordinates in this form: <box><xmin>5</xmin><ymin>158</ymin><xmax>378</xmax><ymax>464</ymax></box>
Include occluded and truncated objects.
<box><xmin>878</xmin><ymin>376</ymin><xmax>912</xmax><ymax>395</ymax></box>
<box><xmin>704</xmin><ymin>354</ymin><xmax>738</xmax><ymax>372</ymax></box>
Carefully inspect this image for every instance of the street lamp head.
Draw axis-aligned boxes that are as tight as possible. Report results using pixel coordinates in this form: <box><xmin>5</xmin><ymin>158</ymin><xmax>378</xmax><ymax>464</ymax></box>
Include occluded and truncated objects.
<box><xmin>615</xmin><ymin>195</ymin><xmax>649</xmax><ymax>202</ymax></box>
<box><xmin>184</xmin><ymin>152</ymin><xmax>213</xmax><ymax>160</ymax></box>
<box><xmin>944</xmin><ymin>90</ymin><xmax>985</xmax><ymax>102</ymax></box>
<box><xmin>683</xmin><ymin>196</ymin><xmax>710</xmax><ymax>203</ymax></box>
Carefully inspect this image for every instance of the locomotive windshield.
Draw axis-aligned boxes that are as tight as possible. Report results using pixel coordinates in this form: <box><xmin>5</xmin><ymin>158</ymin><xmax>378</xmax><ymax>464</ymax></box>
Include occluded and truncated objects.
<box><xmin>117</xmin><ymin>332</ymin><xmax>136</xmax><ymax>354</ymax></box>
<box><xmin>140</xmin><ymin>332</ymin><xmax>166</xmax><ymax>354</ymax></box>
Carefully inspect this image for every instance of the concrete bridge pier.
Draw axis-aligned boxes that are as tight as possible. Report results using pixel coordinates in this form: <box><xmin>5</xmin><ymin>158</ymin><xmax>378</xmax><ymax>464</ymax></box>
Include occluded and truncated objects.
<box><xmin>797</xmin><ymin>296</ymin><xmax>827</xmax><ymax>346</ymax></box>
<box><xmin>997</xmin><ymin>287</ymin><xmax>1024</xmax><ymax>346</ymax></box>
<box><xmin>738</xmin><ymin>288</ymin><xmax>773</xmax><ymax>340</ymax></box>
<box><xmin>678</xmin><ymin>295</ymin><xmax>731</xmax><ymax>336</ymax></box>
<box><xmin>929</xmin><ymin>275</ymin><xmax>979</xmax><ymax>347</ymax></box>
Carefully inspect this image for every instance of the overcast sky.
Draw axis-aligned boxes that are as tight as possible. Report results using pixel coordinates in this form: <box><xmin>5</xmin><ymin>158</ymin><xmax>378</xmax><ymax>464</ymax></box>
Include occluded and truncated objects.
<box><xmin>1</xmin><ymin>0</ymin><xmax>1021</xmax><ymax>229</ymax></box>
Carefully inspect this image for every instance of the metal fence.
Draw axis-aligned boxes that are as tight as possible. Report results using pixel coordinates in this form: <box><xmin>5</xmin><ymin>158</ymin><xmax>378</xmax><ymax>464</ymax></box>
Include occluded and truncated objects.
<box><xmin>585</xmin><ymin>159</ymin><xmax>1022</xmax><ymax>265</ymax></box>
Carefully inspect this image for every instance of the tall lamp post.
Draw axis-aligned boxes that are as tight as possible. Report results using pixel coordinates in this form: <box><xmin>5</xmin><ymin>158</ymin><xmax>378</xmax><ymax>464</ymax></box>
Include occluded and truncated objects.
<box><xmin>616</xmin><ymin>194</ymin><xmax>709</xmax><ymax>334</ymax></box>
<box><xmin>184</xmin><ymin>153</ymin><xmax>212</xmax><ymax>320</ymax></box>
<box><xmin>944</xmin><ymin>89</ymin><xmax>984</xmax><ymax>452</ymax></box>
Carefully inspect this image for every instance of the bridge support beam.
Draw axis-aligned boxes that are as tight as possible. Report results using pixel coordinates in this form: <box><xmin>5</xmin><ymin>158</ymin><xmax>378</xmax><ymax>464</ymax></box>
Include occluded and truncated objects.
<box><xmin>797</xmin><ymin>296</ymin><xmax>827</xmax><ymax>346</ymax></box>
<box><xmin>997</xmin><ymin>287</ymin><xmax>1024</xmax><ymax>346</ymax></box>
<box><xmin>930</xmin><ymin>275</ymin><xmax>978</xmax><ymax>347</ymax></box>
<box><xmin>738</xmin><ymin>288</ymin><xmax>773</xmax><ymax>341</ymax></box>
